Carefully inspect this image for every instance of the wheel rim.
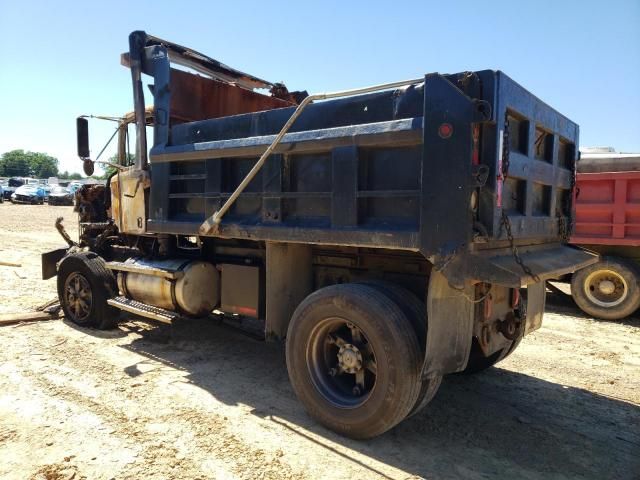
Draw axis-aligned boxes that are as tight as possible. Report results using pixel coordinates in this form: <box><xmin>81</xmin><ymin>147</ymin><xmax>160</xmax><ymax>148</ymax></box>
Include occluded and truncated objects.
<box><xmin>306</xmin><ymin>317</ymin><xmax>377</xmax><ymax>409</ymax></box>
<box><xmin>64</xmin><ymin>272</ymin><xmax>93</xmax><ymax>322</ymax></box>
<box><xmin>584</xmin><ymin>269</ymin><xmax>628</xmax><ymax>307</ymax></box>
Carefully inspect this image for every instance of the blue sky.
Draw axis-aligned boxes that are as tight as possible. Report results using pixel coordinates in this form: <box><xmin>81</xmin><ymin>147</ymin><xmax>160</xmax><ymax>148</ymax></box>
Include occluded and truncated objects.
<box><xmin>0</xmin><ymin>0</ymin><xmax>638</xmax><ymax>175</ymax></box>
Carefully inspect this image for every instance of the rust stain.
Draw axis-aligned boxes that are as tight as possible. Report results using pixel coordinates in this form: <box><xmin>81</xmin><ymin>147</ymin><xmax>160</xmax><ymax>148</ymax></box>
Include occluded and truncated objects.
<box><xmin>169</xmin><ymin>68</ymin><xmax>295</xmax><ymax>124</ymax></box>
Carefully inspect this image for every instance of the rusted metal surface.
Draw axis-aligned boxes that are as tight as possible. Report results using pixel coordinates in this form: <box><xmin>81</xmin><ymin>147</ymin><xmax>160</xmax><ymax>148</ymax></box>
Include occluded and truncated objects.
<box><xmin>115</xmin><ymin>169</ymin><xmax>149</xmax><ymax>234</ymax></box>
<box><xmin>109</xmin><ymin>175</ymin><xmax>121</xmax><ymax>229</ymax></box>
<box><xmin>122</xmin><ymin>33</ymin><xmax>273</xmax><ymax>91</ymax></box>
<box><xmin>169</xmin><ymin>69</ymin><xmax>295</xmax><ymax>124</ymax></box>
<box><xmin>55</xmin><ymin>217</ymin><xmax>78</xmax><ymax>247</ymax></box>
<box><xmin>75</xmin><ymin>185</ymin><xmax>109</xmax><ymax>223</ymax></box>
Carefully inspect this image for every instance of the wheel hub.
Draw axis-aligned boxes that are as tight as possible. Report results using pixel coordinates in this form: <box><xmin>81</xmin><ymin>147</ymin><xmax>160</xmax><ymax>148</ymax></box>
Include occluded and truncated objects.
<box><xmin>598</xmin><ymin>280</ymin><xmax>616</xmax><ymax>295</ymax></box>
<box><xmin>337</xmin><ymin>344</ymin><xmax>362</xmax><ymax>374</ymax></box>
<box><xmin>64</xmin><ymin>272</ymin><xmax>92</xmax><ymax>321</ymax></box>
<box><xmin>584</xmin><ymin>269</ymin><xmax>628</xmax><ymax>307</ymax></box>
<box><xmin>306</xmin><ymin>317</ymin><xmax>377</xmax><ymax>408</ymax></box>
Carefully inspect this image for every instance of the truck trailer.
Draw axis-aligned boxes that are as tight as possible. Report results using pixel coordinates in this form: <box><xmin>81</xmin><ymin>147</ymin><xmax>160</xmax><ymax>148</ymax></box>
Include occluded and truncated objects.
<box><xmin>43</xmin><ymin>31</ymin><xmax>596</xmax><ymax>438</ymax></box>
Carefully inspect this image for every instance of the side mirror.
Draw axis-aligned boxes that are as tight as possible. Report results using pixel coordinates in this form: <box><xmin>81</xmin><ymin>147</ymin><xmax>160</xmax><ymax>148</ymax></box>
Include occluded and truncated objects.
<box><xmin>76</xmin><ymin>117</ymin><xmax>90</xmax><ymax>159</ymax></box>
<box><xmin>83</xmin><ymin>159</ymin><xmax>95</xmax><ymax>177</ymax></box>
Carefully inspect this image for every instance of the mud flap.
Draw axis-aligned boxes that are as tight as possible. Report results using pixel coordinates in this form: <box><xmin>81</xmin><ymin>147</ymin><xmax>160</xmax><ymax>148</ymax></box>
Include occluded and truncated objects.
<box><xmin>41</xmin><ymin>247</ymin><xmax>68</xmax><ymax>280</ymax></box>
<box><xmin>423</xmin><ymin>270</ymin><xmax>475</xmax><ymax>377</ymax></box>
<box><xmin>525</xmin><ymin>281</ymin><xmax>545</xmax><ymax>334</ymax></box>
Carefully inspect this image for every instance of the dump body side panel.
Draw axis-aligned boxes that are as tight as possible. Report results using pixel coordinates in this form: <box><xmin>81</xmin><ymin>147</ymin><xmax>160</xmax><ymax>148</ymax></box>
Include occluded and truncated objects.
<box><xmin>572</xmin><ymin>171</ymin><xmax>640</xmax><ymax>246</ymax></box>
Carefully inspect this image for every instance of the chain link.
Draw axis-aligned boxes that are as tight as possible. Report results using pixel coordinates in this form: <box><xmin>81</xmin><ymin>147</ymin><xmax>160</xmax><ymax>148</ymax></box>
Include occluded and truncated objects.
<box><xmin>555</xmin><ymin>146</ymin><xmax>576</xmax><ymax>242</ymax></box>
<box><xmin>500</xmin><ymin>112</ymin><xmax>541</xmax><ymax>283</ymax></box>
<box><xmin>501</xmin><ymin>210</ymin><xmax>540</xmax><ymax>282</ymax></box>
<box><xmin>501</xmin><ymin>114</ymin><xmax>510</xmax><ymax>179</ymax></box>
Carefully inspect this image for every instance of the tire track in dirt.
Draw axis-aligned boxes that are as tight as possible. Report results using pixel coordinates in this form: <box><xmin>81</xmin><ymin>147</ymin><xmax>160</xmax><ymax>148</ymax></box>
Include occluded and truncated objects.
<box><xmin>0</xmin><ymin>322</ymin><xmax>307</xmax><ymax>480</ymax></box>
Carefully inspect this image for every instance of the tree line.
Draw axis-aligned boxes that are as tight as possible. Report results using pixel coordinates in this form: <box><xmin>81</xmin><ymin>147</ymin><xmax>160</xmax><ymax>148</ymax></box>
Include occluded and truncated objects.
<box><xmin>0</xmin><ymin>150</ymin><xmax>84</xmax><ymax>179</ymax></box>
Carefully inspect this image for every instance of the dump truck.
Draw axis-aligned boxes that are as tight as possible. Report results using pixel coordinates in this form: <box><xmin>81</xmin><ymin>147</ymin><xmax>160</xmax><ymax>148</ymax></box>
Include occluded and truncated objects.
<box><xmin>42</xmin><ymin>31</ymin><xmax>597</xmax><ymax>439</ymax></box>
<box><xmin>570</xmin><ymin>149</ymin><xmax>640</xmax><ymax>320</ymax></box>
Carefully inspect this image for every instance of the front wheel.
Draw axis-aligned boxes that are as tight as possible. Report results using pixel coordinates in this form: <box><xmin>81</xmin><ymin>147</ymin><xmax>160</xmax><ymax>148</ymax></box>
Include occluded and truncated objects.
<box><xmin>57</xmin><ymin>252</ymin><xmax>119</xmax><ymax>329</ymax></box>
<box><xmin>286</xmin><ymin>283</ymin><xmax>422</xmax><ymax>439</ymax></box>
<box><xmin>571</xmin><ymin>257</ymin><xmax>640</xmax><ymax>320</ymax></box>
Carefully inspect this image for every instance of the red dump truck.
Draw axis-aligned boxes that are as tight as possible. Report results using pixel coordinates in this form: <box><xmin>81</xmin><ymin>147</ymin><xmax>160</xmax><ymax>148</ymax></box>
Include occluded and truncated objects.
<box><xmin>571</xmin><ymin>149</ymin><xmax>640</xmax><ymax>319</ymax></box>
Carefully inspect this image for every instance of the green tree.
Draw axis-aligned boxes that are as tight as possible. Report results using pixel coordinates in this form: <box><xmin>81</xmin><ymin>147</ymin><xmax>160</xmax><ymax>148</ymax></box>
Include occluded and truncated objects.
<box><xmin>0</xmin><ymin>150</ymin><xmax>32</xmax><ymax>176</ymax></box>
<box><xmin>0</xmin><ymin>149</ymin><xmax>59</xmax><ymax>177</ymax></box>
<box><xmin>27</xmin><ymin>152</ymin><xmax>59</xmax><ymax>178</ymax></box>
<box><xmin>94</xmin><ymin>153</ymin><xmax>134</xmax><ymax>179</ymax></box>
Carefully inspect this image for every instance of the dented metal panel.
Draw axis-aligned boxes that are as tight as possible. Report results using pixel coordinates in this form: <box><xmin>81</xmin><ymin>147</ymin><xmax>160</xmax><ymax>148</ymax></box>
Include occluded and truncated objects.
<box><xmin>116</xmin><ymin>168</ymin><xmax>149</xmax><ymax>234</ymax></box>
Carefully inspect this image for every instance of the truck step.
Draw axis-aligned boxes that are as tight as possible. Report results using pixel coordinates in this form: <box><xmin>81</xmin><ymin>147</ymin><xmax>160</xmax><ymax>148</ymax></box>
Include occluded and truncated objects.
<box><xmin>107</xmin><ymin>296</ymin><xmax>180</xmax><ymax>323</ymax></box>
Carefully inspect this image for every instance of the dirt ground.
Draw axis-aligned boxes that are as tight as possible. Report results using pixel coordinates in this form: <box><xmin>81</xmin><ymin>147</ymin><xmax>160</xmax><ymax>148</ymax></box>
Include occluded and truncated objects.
<box><xmin>0</xmin><ymin>203</ymin><xmax>638</xmax><ymax>480</ymax></box>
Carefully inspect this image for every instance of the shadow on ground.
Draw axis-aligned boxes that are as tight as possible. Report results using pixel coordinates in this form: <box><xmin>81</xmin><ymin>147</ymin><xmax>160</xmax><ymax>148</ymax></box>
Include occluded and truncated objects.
<box><xmin>107</xmin><ymin>312</ymin><xmax>640</xmax><ymax>480</ymax></box>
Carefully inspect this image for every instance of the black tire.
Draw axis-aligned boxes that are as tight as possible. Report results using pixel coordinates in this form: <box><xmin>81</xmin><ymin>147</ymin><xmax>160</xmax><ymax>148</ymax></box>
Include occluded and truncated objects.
<box><xmin>57</xmin><ymin>252</ymin><xmax>119</xmax><ymax>329</ymax></box>
<box><xmin>286</xmin><ymin>283</ymin><xmax>422</xmax><ymax>439</ymax></box>
<box><xmin>356</xmin><ymin>280</ymin><xmax>442</xmax><ymax>417</ymax></box>
<box><xmin>461</xmin><ymin>337</ymin><xmax>519</xmax><ymax>374</ymax></box>
<box><xmin>571</xmin><ymin>257</ymin><xmax>640</xmax><ymax>320</ymax></box>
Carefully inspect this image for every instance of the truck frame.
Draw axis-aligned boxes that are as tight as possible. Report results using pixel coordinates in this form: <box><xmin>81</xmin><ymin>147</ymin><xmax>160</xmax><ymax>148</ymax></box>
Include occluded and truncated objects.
<box><xmin>43</xmin><ymin>31</ymin><xmax>596</xmax><ymax>438</ymax></box>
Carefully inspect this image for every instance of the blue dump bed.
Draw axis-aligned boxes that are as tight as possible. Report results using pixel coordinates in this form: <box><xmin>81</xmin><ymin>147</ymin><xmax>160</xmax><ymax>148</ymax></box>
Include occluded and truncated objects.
<box><xmin>136</xmin><ymin>40</ymin><xmax>594</xmax><ymax>287</ymax></box>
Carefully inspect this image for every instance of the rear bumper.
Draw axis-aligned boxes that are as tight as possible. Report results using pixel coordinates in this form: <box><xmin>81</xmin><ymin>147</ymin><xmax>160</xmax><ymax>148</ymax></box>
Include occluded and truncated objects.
<box><xmin>439</xmin><ymin>243</ymin><xmax>599</xmax><ymax>288</ymax></box>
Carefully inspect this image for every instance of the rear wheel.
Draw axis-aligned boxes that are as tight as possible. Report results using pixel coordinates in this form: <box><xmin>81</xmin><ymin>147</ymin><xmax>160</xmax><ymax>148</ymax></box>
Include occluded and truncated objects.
<box><xmin>461</xmin><ymin>337</ymin><xmax>521</xmax><ymax>374</ymax></box>
<box><xmin>286</xmin><ymin>283</ymin><xmax>422</xmax><ymax>439</ymax></box>
<box><xmin>57</xmin><ymin>252</ymin><xmax>119</xmax><ymax>329</ymax></box>
<box><xmin>571</xmin><ymin>257</ymin><xmax>640</xmax><ymax>320</ymax></box>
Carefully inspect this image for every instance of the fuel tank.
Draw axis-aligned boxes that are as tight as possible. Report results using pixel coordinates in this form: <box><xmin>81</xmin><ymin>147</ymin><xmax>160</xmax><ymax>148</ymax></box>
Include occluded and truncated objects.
<box><xmin>116</xmin><ymin>258</ymin><xmax>219</xmax><ymax>316</ymax></box>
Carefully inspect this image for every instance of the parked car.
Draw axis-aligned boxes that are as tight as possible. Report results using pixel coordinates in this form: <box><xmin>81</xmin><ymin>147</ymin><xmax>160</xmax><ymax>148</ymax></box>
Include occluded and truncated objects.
<box><xmin>42</xmin><ymin>184</ymin><xmax>52</xmax><ymax>202</ymax></box>
<box><xmin>48</xmin><ymin>186</ymin><xmax>74</xmax><ymax>206</ymax></box>
<box><xmin>3</xmin><ymin>178</ymin><xmax>24</xmax><ymax>200</ymax></box>
<box><xmin>0</xmin><ymin>184</ymin><xmax>4</xmax><ymax>203</ymax></box>
<box><xmin>67</xmin><ymin>182</ymin><xmax>83</xmax><ymax>194</ymax></box>
<box><xmin>11</xmin><ymin>184</ymin><xmax>45</xmax><ymax>204</ymax></box>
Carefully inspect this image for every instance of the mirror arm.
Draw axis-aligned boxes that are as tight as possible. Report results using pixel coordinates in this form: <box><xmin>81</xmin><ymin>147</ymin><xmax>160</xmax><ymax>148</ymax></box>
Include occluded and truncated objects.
<box><xmin>94</xmin><ymin>160</ymin><xmax>126</xmax><ymax>171</ymax></box>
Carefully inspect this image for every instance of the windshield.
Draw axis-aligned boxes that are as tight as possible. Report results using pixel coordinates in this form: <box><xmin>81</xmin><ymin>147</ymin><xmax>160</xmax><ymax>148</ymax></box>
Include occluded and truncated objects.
<box><xmin>51</xmin><ymin>186</ymin><xmax>69</xmax><ymax>194</ymax></box>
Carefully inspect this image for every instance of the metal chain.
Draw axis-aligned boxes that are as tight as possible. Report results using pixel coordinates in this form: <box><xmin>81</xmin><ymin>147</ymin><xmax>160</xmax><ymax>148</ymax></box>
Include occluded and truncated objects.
<box><xmin>500</xmin><ymin>112</ymin><xmax>541</xmax><ymax>283</ymax></box>
<box><xmin>556</xmin><ymin>147</ymin><xmax>577</xmax><ymax>242</ymax></box>
<box><xmin>501</xmin><ymin>114</ymin><xmax>510</xmax><ymax>179</ymax></box>
<box><xmin>501</xmin><ymin>210</ymin><xmax>540</xmax><ymax>282</ymax></box>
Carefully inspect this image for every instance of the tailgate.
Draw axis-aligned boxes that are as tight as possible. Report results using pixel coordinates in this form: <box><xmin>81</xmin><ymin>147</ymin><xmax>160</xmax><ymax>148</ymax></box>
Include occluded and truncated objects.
<box><xmin>439</xmin><ymin>244</ymin><xmax>598</xmax><ymax>288</ymax></box>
